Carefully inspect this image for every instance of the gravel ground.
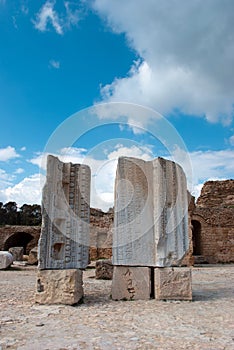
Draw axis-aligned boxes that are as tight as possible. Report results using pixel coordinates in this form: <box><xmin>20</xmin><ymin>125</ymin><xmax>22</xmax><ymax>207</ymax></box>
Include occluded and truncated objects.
<box><xmin>0</xmin><ymin>264</ymin><xmax>234</xmax><ymax>350</ymax></box>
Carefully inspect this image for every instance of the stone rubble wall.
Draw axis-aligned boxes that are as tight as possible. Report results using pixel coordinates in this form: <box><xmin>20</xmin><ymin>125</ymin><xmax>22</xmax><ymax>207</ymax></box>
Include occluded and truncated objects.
<box><xmin>193</xmin><ymin>179</ymin><xmax>234</xmax><ymax>263</ymax></box>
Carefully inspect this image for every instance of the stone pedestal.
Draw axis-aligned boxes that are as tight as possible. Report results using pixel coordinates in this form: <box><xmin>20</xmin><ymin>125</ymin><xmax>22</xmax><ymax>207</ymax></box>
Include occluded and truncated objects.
<box><xmin>154</xmin><ymin>267</ymin><xmax>192</xmax><ymax>300</ymax></box>
<box><xmin>35</xmin><ymin>269</ymin><xmax>83</xmax><ymax>305</ymax></box>
<box><xmin>111</xmin><ymin>266</ymin><xmax>151</xmax><ymax>300</ymax></box>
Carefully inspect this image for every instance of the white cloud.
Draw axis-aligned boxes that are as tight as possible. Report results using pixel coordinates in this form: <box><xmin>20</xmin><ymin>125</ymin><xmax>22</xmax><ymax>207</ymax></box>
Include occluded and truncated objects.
<box><xmin>92</xmin><ymin>0</ymin><xmax>234</xmax><ymax>125</ymax></box>
<box><xmin>49</xmin><ymin>59</ymin><xmax>60</xmax><ymax>69</ymax></box>
<box><xmin>0</xmin><ymin>169</ymin><xmax>15</xmax><ymax>190</ymax></box>
<box><xmin>14</xmin><ymin>168</ymin><xmax>24</xmax><ymax>174</ymax></box>
<box><xmin>20</xmin><ymin>146</ymin><xmax>26</xmax><ymax>151</ymax></box>
<box><xmin>184</xmin><ymin>149</ymin><xmax>234</xmax><ymax>198</ymax></box>
<box><xmin>0</xmin><ymin>174</ymin><xmax>43</xmax><ymax>206</ymax></box>
<box><xmin>0</xmin><ymin>146</ymin><xmax>20</xmax><ymax>161</ymax></box>
<box><xmin>33</xmin><ymin>0</ymin><xmax>81</xmax><ymax>35</ymax></box>
<box><xmin>33</xmin><ymin>0</ymin><xmax>63</xmax><ymax>35</ymax></box>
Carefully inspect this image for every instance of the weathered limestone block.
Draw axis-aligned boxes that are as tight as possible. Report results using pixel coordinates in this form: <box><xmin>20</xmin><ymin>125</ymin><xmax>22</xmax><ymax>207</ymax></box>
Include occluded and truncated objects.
<box><xmin>0</xmin><ymin>251</ymin><xmax>13</xmax><ymax>269</ymax></box>
<box><xmin>113</xmin><ymin>157</ymin><xmax>189</xmax><ymax>267</ymax></box>
<box><xmin>95</xmin><ymin>259</ymin><xmax>113</xmax><ymax>280</ymax></box>
<box><xmin>28</xmin><ymin>246</ymin><xmax>38</xmax><ymax>265</ymax></box>
<box><xmin>9</xmin><ymin>247</ymin><xmax>24</xmax><ymax>261</ymax></box>
<box><xmin>35</xmin><ymin>269</ymin><xmax>83</xmax><ymax>305</ymax></box>
<box><xmin>111</xmin><ymin>266</ymin><xmax>151</xmax><ymax>300</ymax></box>
<box><xmin>38</xmin><ymin>155</ymin><xmax>91</xmax><ymax>270</ymax></box>
<box><xmin>154</xmin><ymin>267</ymin><xmax>192</xmax><ymax>300</ymax></box>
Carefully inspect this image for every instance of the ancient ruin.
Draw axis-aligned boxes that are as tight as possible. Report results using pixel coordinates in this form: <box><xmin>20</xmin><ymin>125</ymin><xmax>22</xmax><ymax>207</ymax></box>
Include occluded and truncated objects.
<box><xmin>113</xmin><ymin>157</ymin><xmax>189</xmax><ymax>267</ymax></box>
<box><xmin>112</xmin><ymin>156</ymin><xmax>192</xmax><ymax>300</ymax></box>
<box><xmin>191</xmin><ymin>180</ymin><xmax>234</xmax><ymax>264</ymax></box>
<box><xmin>35</xmin><ymin>155</ymin><xmax>91</xmax><ymax>305</ymax></box>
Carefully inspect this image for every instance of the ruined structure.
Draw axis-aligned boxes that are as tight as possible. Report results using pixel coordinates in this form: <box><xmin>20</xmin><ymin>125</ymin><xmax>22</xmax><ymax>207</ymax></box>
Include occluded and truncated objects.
<box><xmin>89</xmin><ymin>208</ymin><xmax>113</xmax><ymax>260</ymax></box>
<box><xmin>35</xmin><ymin>155</ymin><xmax>91</xmax><ymax>305</ymax></box>
<box><xmin>0</xmin><ymin>226</ymin><xmax>40</xmax><ymax>255</ymax></box>
<box><xmin>192</xmin><ymin>180</ymin><xmax>234</xmax><ymax>264</ymax></box>
<box><xmin>112</xmin><ymin>157</ymin><xmax>192</xmax><ymax>301</ymax></box>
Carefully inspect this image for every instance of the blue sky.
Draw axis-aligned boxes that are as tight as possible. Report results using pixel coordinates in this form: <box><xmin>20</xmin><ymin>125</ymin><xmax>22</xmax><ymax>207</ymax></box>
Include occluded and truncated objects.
<box><xmin>0</xmin><ymin>0</ymin><xmax>234</xmax><ymax>211</ymax></box>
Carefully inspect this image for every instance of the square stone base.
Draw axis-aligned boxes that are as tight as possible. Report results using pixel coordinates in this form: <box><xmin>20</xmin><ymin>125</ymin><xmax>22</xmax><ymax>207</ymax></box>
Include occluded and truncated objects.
<box><xmin>35</xmin><ymin>269</ymin><xmax>83</xmax><ymax>305</ymax></box>
<box><xmin>155</xmin><ymin>267</ymin><xmax>192</xmax><ymax>301</ymax></box>
<box><xmin>112</xmin><ymin>266</ymin><xmax>151</xmax><ymax>300</ymax></box>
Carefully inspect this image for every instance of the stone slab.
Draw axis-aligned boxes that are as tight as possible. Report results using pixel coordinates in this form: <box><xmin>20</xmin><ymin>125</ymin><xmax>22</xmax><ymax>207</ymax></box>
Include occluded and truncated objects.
<box><xmin>113</xmin><ymin>157</ymin><xmax>189</xmax><ymax>267</ymax></box>
<box><xmin>155</xmin><ymin>267</ymin><xmax>192</xmax><ymax>300</ymax></box>
<box><xmin>112</xmin><ymin>266</ymin><xmax>151</xmax><ymax>300</ymax></box>
<box><xmin>35</xmin><ymin>269</ymin><xmax>83</xmax><ymax>305</ymax></box>
<box><xmin>38</xmin><ymin>155</ymin><xmax>91</xmax><ymax>270</ymax></box>
<box><xmin>0</xmin><ymin>251</ymin><xmax>13</xmax><ymax>269</ymax></box>
<box><xmin>9</xmin><ymin>247</ymin><xmax>24</xmax><ymax>261</ymax></box>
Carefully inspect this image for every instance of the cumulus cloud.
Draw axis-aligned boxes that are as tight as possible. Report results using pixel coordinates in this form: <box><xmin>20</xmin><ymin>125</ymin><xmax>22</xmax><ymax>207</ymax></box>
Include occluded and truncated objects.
<box><xmin>0</xmin><ymin>174</ymin><xmax>43</xmax><ymax>206</ymax></box>
<box><xmin>0</xmin><ymin>146</ymin><xmax>20</xmax><ymax>161</ymax></box>
<box><xmin>178</xmin><ymin>149</ymin><xmax>234</xmax><ymax>198</ymax></box>
<box><xmin>92</xmin><ymin>0</ymin><xmax>234</xmax><ymax>125</ymax></box>
<box><xmin>33</xmin><ymin>0</ymin><xmax>81</xmax><ymax>35</ymax></box>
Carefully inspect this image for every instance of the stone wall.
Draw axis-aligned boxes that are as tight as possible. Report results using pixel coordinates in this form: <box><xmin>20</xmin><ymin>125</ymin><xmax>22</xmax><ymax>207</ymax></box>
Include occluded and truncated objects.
<box><xmin>192</xmin><ymin>180</ymin><xmax>234</xmax><ymax>263</ymax></box>
<box><xmin>89</xmin><ymin>208</ymin><xmax>113</xmax><ymax>260</ymax></box>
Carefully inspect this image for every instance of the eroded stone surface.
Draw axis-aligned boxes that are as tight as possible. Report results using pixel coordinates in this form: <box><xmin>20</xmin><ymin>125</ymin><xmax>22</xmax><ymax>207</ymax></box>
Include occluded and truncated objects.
<box><xmin>95</xmin><ymin>259</ymin><xmax>113</xmax><ymax>280</ymax></box>
<box><xmin>9</xmin><ymin>247</ymin><xmax>24</xmax><ymax>261</ymax></box>
<box><xmin>0</xmin><ymin>251</ymin><xmax>13</xmax><ymax>269</ymax></box>
<box><xmin>28</xmin><ymin>246</ymin><xmax>38</xmax><ymax>265</ymax></box>
<box><xmin>38</xmin><ymin>155</ymin><xmax>91</xmax><ymax>270</ymax></box>
<box><xmin>155</xmin><ymin>267</ymin><xmax>192</xmax><ymax>300</ymax></box>
<box><xmin>111</xmin><ymin>266</ymin><xmax>151</xmax><ymax>300</ymax></box>
<box><xmin>35</xmin><ymin>269</ymin><xmax>83</xmax><ymax>305</ymax></box>
<box><xmin>113</xmin><ymin>157</ymin><xmax>189</xmax><ymax>267</ymax></box>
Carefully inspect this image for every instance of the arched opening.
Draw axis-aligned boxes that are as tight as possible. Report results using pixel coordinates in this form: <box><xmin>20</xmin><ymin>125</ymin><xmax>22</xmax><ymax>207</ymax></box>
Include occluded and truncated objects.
<box><xmin>4</xmin><ymin>232</ymin><xmax>34</xmax><ymax>254</ymax></box>
<box><xmin>192</xmin><ymin>220</ymin><xmax>202</xmax><ymax>255</ymax></box>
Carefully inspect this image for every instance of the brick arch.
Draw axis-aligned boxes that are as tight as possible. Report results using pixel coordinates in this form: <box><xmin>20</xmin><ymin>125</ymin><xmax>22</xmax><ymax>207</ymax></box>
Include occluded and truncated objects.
<box><xmin>4</xmin><ymin>232</ymin><xmax>34</xmax><ymax>254</ymax></box>
<box><xmin>0</xmin><ymin>226</ymin><xmax>41</xmax><ymax>254</ymax></box>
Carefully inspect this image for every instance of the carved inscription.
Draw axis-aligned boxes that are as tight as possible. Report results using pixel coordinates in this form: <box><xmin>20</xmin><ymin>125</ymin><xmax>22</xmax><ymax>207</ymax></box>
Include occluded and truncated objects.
<box><xmin>38</xmin><ymin>155</ymin><xmax>90</xmax><ymax>269</ymax></box>
<box><xmin>113</xmin><ymin>156</ymin><xmax>189</xmax><ymax>267</ymax></box>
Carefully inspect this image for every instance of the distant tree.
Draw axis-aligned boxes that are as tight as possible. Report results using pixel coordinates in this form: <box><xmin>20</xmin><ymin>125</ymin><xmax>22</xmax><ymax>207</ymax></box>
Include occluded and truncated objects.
<box><xmin>0</xmin><ymin>202</ymin><xmax>42</xmax><ymax>226</ymax></box>
<box><xmin>3</xmin><ymin>201</ymin><xmax>18</xmax><ymax>225</ymax></box>
<box><xmin>19</xmin><ymin>204</ymin><xmax>42</xmax><ymax>225</ymax></box>
<box><xmin>0</xmin><ymin>202</ymin><xmax>7</xmax><ymax>225</ymax></box>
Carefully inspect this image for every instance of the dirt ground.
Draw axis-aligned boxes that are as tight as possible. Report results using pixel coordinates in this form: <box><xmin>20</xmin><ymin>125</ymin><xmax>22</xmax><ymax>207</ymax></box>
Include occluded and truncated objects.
<box><xmin>0</xmin><ymin>264</ymin><xmax>234</xmax><ymax>350</ymax></box>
